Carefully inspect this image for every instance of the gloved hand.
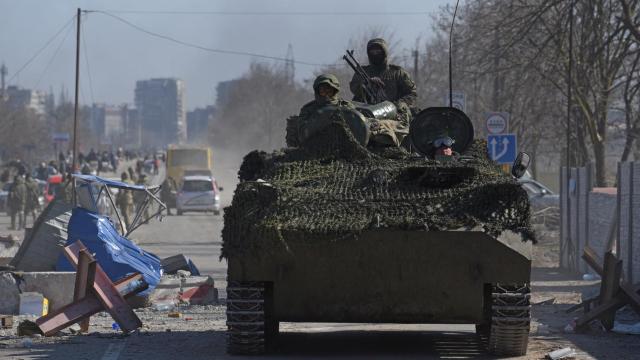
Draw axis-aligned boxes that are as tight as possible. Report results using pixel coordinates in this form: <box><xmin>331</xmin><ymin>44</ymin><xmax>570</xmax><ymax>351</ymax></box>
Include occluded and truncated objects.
<box><xmin>370</xmin><ymin>77</ymin><xmax>385</xmax><ymax>88</ymax></box>
<box><xmin>369</xmin><ymin>119</ymin><xmax>381</xmax><ymax>132</ymax></box>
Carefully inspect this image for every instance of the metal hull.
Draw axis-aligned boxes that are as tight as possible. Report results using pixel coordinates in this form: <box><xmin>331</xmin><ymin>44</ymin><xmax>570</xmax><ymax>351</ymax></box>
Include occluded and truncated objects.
<box><xmin>227</xmin><ymin>230</ymin><xmax>531</xmax><ymax>324</ymax></box>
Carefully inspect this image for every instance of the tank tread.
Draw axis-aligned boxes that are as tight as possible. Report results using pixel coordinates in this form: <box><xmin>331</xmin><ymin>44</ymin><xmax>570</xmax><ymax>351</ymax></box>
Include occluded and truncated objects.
<box><xmin>487</xmin><ymin>283</ymin><xmax>531</xmax><ymax>357</ymax></box>
<box><xmin>226</xmin><ymin>281</ymin><xmax>267</xmax><ymax>355</ymax></box>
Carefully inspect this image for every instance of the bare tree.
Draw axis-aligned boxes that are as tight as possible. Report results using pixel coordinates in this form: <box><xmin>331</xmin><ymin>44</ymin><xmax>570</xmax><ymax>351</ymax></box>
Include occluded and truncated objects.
<box><xmin>210</xmin><ymin>62</ymin><xmax>310</xmax><ymax>153</ymax></box>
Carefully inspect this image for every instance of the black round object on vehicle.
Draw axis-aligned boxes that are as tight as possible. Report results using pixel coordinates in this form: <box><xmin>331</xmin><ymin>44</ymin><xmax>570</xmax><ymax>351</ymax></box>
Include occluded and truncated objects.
<box><xmin>409</xmin><ymin>107</ymin><xmax>474</xmax><ymax>156</ymax></box>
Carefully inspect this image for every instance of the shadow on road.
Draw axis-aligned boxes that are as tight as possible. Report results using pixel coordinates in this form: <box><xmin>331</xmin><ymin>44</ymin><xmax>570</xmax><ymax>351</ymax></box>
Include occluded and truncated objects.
<box><xmin>270</xmin><ymin>330</ymin><xmax>493</xmax><ymax>359</ymax></box>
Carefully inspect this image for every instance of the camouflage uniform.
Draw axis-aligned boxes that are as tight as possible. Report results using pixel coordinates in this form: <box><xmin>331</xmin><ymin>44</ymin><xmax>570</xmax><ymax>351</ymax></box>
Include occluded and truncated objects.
<box><xmin>349</xmin><ymin>38</ymin><xmax>416</xmax><ymax>146</ymax></box>
<box><xmin>8</xmin><ymin>176</ymin><xmax>27</xmax><ymax>230</ymax></box>
<box><xmin>24</xmin><ymin>176</ymin><xmax>40</xmax><ymax>225</ymax></box>
<box><xmin>160</xmin><ymin>178</ymin><xmax>175</xmax><ymax>215</ymax></box>
<box><xmin>134</xmin><ymin>175</ymin><xmax>150</xmax><ymax>222</ymax></box>
<box><xmin>116</xmin><ymin>177</ymin><xmax>135</xmax><ymax>231</ymax></box>
<box><xmin>287</xmin><ymin>74</ymin><xmax>354</xmax><ymax>147</ymax></box>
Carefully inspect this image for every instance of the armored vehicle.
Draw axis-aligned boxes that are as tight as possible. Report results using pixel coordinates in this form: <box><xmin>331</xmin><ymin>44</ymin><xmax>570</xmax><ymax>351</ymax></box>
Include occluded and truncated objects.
<box><xmin>222</xmin><ymin>106</ymin><xmax>534</xmax><ymax>356</ymax></box>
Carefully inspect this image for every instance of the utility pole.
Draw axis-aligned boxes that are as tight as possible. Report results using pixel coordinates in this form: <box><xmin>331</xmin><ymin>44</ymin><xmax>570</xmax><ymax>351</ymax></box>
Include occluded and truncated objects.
<box><xmin>566</xmin><ymin>1</ymin><xmax>574</xmax><ymax>167</ymax></box>
<box><xmin>72</xmin><ymin>8</ymin><xmax>81</xmax><ymax>203</ymax></box>
<box><xmin>285</xmin><ymin>44</ymin><xmax>295</xmax><ymax>84</ymax></box>
<box><xmin>0</xmin><ymin>63</ymin><xmax>7</xmax><ymax>99</ymax></box>
<box><xmin>412</xmin><ymin>49</ymin><xmax>419</xmax><ymax>88</ymax></box>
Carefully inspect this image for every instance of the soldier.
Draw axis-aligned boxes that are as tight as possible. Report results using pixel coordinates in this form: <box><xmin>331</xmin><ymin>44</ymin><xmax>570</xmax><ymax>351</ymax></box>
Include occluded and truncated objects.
<box><xmin>160</xmin><ymin>177</ymin><xmax>175</xmax><ymax>216</ymax></box>
<box><xmin>7</xmin><ymin>175</ymin><xmax>27</xmax><ymax>230</ymax></box>
<box><xmin>24</xmin><ymin>173</ymin><xmax>40</xmax><ymax>225</ymax></box>
<box><xmin>288</xmin><ymin>74</ymin><xmax>355</xmax><ymax>147</ymax></box>
<box><xmin>134</xmin><ymin>174</ymin><xmax>150</xmax><ymax>223</ymax></box>
<box><xmin>116</xmin><ymin>172</ymin><xmax>134</xmax><ymax>230</ymax></box>
<box><xmin>349</xmin><ymin>38</ymin><xmax>417</xmax><ymax>125</ymax></box>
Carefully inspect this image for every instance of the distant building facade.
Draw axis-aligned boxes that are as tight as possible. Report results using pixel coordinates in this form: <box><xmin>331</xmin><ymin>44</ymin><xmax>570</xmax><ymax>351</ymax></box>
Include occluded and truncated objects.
<box><xmin>186</xmin><ymin>106</ymin><xmax>215</xmax><ymax>144</ymax></box>
<box><xmin>5</xmin><ymin>85</ymin><xmax>47</xmax><ymax>116</ymax></box>
<box><xmin>134</xmin><ymin>78</ymin><xmax>186</xmax><ymax>148</ymax></box>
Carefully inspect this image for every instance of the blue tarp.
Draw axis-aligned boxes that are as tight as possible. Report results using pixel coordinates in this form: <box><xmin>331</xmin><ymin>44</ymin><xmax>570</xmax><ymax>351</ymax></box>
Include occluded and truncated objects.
<box><xmin>56</xmin><ymin>207</ymin><xmax>162</xmax><ymax>295</ymax></box>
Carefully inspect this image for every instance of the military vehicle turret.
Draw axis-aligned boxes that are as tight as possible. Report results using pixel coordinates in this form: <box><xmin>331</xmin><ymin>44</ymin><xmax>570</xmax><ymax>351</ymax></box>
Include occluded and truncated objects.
<box><xmin>222</xmin><ymin>106</ymin><xmax>534</xmax><ymax>356</ymax></box>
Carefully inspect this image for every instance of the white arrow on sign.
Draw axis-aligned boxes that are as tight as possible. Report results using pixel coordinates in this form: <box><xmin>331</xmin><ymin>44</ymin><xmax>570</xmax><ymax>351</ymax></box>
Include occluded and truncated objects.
<box><xmin>490</xmin><ymin>137</ymin><xmax>510</xmax><ymax>160</ymax></box>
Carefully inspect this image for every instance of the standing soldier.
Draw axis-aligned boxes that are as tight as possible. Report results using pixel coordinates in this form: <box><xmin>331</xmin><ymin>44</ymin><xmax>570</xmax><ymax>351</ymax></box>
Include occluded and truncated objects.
<box><xmin>134</xmin><ymin>174</ymin><xmax>150</xmax><ymax>223</ymax></box>
<box><xmin>24</xmin><ymin>173</ymin><xmax>40</xmax><ymax>226</ymax></box>
<box><xmin>349</xmin><ymin>38</ymin><xmax>417</xmax><ymax>125</ymax></box>
<box><xmin>160</xmin><ymin>177</ymin><xmax>175</xmax><ymax>216</ymax></box>
<box><xmin>8</xmin><ymin>175</ymin><xmax>27</xmax><ymax>230</ymax></box>
<box><xmin>116</xmin><ymin>172</ymin><xmax>134</xmax><ymax>231</ymax></box>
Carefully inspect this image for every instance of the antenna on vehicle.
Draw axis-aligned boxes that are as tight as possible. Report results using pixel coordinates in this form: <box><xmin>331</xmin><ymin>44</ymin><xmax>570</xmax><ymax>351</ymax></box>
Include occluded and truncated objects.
<box><xmin>449</xmin><ymin>0</ymin><xmax>460</xmax><ymax>108</ymax></box>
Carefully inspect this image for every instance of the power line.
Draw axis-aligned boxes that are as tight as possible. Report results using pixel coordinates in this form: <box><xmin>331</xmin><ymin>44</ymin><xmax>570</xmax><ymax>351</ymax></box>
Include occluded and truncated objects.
<box><xmin>95</xmin><ymin>10</ymin><xmax>436</xmax><ymax>16</ymax></box>
<box><xmin>88</xmin><ymin>10</ymin><xmax>330</xmax><ymax>66</ymax></box>
<box><xmin>81</xmin><ymin>14</ymin><xmax>96</xmax><ymax>105</ymax></box>
<box><xmin>8</xmin><ymin>15</ymin><xmax>76</xmax><ymax>84</ymax></box>
<box><xmin>34</xmin><ymin>17</ymin><xmax>75</xmax><ymax>89</ymax></box>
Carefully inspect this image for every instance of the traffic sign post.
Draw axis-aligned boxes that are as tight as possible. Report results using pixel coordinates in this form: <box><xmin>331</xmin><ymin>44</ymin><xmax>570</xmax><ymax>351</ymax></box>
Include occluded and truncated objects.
<box><xmin>485</xmin><ymin>112</ymin><xmax>509</xmax><ymax>134</ymax></box>
<box><xmin>445</xmin><ymin>91</ymin><xmax>466</xmax><ymax>112</ymax></box>
<box><xmin>487</xmin><ymin>133</ymin><xmax>517</xmax><ymax>164</ymax></box>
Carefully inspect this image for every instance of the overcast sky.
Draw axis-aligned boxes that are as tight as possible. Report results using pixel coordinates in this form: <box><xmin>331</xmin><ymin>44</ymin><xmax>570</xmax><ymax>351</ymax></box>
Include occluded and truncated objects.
<box><xmin>1</xmin><ymin>0</ymin><xmax>453</xmax><ymax>109</ymax></box>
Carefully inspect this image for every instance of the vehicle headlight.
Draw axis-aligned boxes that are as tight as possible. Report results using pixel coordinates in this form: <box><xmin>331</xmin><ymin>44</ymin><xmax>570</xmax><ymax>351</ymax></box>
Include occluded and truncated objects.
<box><xmin>215</xmin><ymin>195</ymin><xmax>220</xmax><ymax>201</ymax></box>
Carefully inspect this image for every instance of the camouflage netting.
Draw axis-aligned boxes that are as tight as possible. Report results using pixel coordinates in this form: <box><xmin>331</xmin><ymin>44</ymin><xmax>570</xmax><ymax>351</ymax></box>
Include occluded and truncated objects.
<box><xmin>222</xmin><ymin>119</ymin><xmax>534</xmax><ymax>259</ymax></box>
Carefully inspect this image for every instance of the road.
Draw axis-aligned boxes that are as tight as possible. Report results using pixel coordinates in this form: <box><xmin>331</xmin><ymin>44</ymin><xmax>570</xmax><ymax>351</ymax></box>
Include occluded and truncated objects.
<box><xmin>1</xmin><ymin>161</ymin><xmax>639</xmax><ymax>359</ymax></box>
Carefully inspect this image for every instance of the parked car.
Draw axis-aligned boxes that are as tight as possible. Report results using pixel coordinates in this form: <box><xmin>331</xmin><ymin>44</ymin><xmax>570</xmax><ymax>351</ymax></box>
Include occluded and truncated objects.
<box><xmin>176</xmin><ymin>175</ymin><xmax>222</xmax><ymax>216</ymax></box>
<box><xmin>518</xmin><ymin>178</ymin><xmax>559</xmax><ymax>211</ymax></box>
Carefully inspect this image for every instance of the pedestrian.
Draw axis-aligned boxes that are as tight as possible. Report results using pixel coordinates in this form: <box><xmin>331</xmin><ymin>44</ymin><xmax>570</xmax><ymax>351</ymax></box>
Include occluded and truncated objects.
<box><xmin>134</xmin><ymin>174</ymin><xmax>150</xmax><ymax>223</ymax></box>
<box><xmin>116</xmin><ymin>172</ymin><xmax>134</xmax><ymax>231</ymax></box>
<box><xmin>8</xmin><ymin>175</ymin><xmax>27</xmax><ymax>230</ymax></box>
<box><xmin>24</xmin><ymin>173</ymin><xmax>40</xmax><ymax>225</ymax></box>
<box><xmin>160</xmin><ymin>177</ymin><xmax>175</xmax><ymax>215</ymax></box>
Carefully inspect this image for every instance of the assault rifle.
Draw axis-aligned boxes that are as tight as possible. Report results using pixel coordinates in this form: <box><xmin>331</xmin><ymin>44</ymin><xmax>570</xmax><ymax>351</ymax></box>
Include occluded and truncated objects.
<box><xmin>343</xmin><ymin>50</ymin><xmax>387</xmax><ymax>105</ymax></box>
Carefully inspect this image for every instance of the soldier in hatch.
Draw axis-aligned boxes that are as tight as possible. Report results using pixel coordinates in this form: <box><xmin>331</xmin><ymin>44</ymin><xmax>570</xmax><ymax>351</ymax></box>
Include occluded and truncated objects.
<box><xmin>349</xmin><ymin>38</ymin><xmax>417</xmax><ymax>124</ymax></box>
<box><xmin>287</xmin><ymin>74</ymin><xmax>354</xmax><ymax>147</ymax></box>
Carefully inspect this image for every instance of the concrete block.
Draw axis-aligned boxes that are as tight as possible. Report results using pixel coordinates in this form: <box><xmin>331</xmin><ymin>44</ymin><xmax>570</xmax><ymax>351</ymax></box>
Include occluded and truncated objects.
<box><xmin>0</xmin><ymin>272</ymin><xmax>75</xmax><ymax>314</ymax></box>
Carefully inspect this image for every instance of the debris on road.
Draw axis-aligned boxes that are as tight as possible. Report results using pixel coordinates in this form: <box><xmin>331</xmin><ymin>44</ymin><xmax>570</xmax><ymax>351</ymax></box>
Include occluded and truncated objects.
<box><xmin>17</xmin><ymin>320</ymin><xmax>43</xmax><ymax>337</ymax></box>
<box><xmin>0</xmin><ymin>315</ymin><xmax>12</xmax><ymax>329</ymax></box>
<box><xmin>612</xmin><ymin>322</ymin><xmax>640</xmax><ymax>335</ymax></box>
<box><xmin>150</xmin><ymin>273</ymin><xmax>218</xmax><ymax>307</ymax></box>
<box><xmin>36</xmin><ymin>241</ymin><xmax>148</xmax><ymax>336</ymax></box>
<box><xmin>161</xmin><ymin>254</ymin><xmax>200</xmax><ymax>276</ymax></box>
<box><xmin>546</xmin><ymin>347</ymin><xmax>576</xmax><ymax>359</ymax></box>
<box><xmin>55</xmin><ymin>207</ymin><xmax>162</xmax><ymax>295</ymax></box>
<box><xmin>534</xmin><ymin>297</ymin><xmax>556</xmax><ymax>306</ymax></box>
<box><xmin>18</xmin><ymin>292</ymin><xmax>48</xmax><ymax>316</ymax></box>
<box><xmin>0</xmin><ymin>271</ymin><xmax>75</xmax><ymax>314</ymax></box>
<box><xmin>9</xmin><ymin>199</ymin><xmax>73</xmax><ymax>271</ymax></box>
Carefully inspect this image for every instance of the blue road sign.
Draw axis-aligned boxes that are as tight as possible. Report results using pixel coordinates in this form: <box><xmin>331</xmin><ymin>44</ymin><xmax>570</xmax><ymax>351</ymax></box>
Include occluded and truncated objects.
<box><xmin>487</xmin><ymin>134</ymin><xmax>517</xmax><ymax>164</ymax></box>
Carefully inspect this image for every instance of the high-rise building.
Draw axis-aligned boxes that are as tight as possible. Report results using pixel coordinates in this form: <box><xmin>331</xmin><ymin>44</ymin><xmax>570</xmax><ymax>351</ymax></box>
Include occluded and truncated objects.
<box><xmin>5</xmin><ymin>85</ymin><xmax>47</xmax><ymax>116</ymax></box>
<box><xmin>186</xmin><ymin>106</ymin><xmax>215</xmax><ymax>144</ymax></box>
<box><xmin>90</xmin><ymin>104</ymin><xmax>130</xmax><ymax>144</ymax></box>
<box><xmin>134</xmin><ymin>78</ymin><xmax>186</xmax><ymax>148</ymax></box>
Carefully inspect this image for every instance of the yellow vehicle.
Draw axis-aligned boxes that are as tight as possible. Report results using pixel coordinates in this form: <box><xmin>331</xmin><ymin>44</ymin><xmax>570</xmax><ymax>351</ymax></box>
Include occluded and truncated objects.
<box><xmin>166</xmin><ymin>146</ymin><xmax>213</xmax><ymax>183</ymax></box>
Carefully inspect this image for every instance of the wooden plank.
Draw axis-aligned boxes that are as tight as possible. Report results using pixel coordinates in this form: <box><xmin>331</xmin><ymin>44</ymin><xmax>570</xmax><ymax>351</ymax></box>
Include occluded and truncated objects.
<box><xmin>36</xmin><ymin>273</ymin><xmax>147</xmax><ymax>336</ymax></box>
<box><xmin>73</xmin><ymin>249</ymin><xmax>95</xmax><ymax>333</ymax></box>
<box><xmin>582</xmin><ymin>246</ymin><xmax>604</xmax><ymax>275</ymax></box>
<box><xmin>575</xmin><ymin>293</ymin><xmax>626</xmax><ymax>330</ymax></box>
<box><xmin>63</xmin><ymin>241</ymin><xmax>142</xmax><ymax>333</ymax></box>
<box><xmin>599</xmin><ymin>252</ymin><xmax>623</xmax><ymax>329</ymax></box>
<box><xmin>620</xmin><ymin>282</ymin><xmax>640</xmax><ymax>315</ymax></box>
